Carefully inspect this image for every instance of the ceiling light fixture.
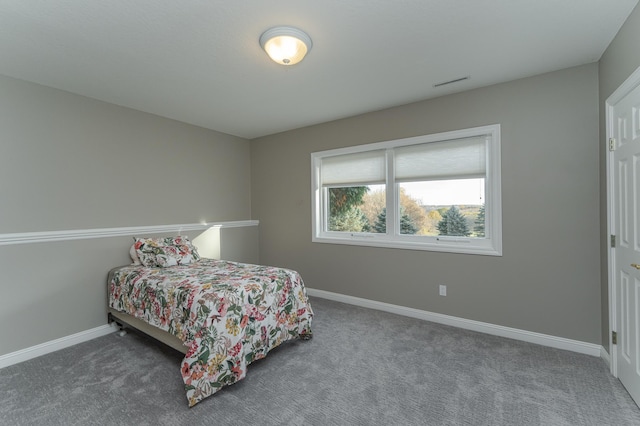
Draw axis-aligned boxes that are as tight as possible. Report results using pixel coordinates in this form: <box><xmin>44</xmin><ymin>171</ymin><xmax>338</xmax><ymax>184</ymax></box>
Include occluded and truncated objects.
<box><xmin>259</xmin><ymin>26</ymin><xmax>312</xmax><ymax>66</ymax></box>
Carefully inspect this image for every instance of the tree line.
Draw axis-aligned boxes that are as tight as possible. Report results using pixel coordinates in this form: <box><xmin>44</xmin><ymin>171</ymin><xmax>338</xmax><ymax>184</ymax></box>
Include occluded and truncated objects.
<box><xmin>328</xmin><ymin>186</ymin><xmax>484</xmax><ymax>237</ymax></box>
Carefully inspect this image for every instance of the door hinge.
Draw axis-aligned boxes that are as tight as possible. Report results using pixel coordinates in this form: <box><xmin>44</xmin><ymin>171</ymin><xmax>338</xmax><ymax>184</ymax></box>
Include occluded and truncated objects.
<box><xmin>609</xmin><ymin>138</ymin><xmax>616</xmax><ymax>151</ymax></box>
<box><xmin>611</xmin><ymin>235</ymin><xmax>616</xmax><ymax>247</ymax></box>
<box><xmin>612</xmin><ymin>331</ymin><xmax>617</xmax><ymax>345</ymax></box>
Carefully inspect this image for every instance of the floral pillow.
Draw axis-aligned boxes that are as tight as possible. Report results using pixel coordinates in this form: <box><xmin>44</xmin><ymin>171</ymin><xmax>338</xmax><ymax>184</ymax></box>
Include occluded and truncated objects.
<box><xmin>134</xmin><ymin>236</ymin><xmax>201</xmax><ymax>267</ymax></box>
<box><xmin>129</xmin><ymin>244</ymin><xmax>141</xmax><ymax>265</ymax></box>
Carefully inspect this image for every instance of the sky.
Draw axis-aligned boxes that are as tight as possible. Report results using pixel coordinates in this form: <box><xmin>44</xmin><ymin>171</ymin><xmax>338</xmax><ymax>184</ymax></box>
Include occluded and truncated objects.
<box><xmin>371</xmin><ymin>178</ymin><xmax>485</xmax><ymax>206</ymax></box>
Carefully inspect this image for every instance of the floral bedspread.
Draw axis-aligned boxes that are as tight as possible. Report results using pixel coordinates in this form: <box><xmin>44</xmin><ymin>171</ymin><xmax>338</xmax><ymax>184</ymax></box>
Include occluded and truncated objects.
<box><xmin>108</xmin><ymin>258</ymin><xmax>313</xmax><ymax>406</ymax></box>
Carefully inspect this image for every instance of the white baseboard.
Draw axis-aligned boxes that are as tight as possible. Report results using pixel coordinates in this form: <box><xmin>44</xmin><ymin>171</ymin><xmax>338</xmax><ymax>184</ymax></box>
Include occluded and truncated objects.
<box><xmin>1</xmin><ymin>289</ymin><xmax>605</xmax><ymax>369</ymax></box>
<box><xmin>600</xmin><ymin>345</ymin><xmax>611</xmax><ymax>367</ymax></box>
<box><xmin>307</xmin><ymin>288</ymin><xmax>602</xmax><ymax>357</ymax></box>
<box><xmin>0</xmin><ymin>324</ymin><xmax>116</xmax><ymax>369</ymax></box>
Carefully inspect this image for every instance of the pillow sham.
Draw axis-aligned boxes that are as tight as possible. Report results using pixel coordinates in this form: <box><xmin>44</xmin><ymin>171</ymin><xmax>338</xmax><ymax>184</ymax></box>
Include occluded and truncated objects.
<box><xmin>129</xmin><ymin>244</ymin><xmax>141</xmax><ymax>265</ymax></box>
<box><xmin>134</xmin><ymin>236</ymin><xmax>200</xmax><ymax>267</ymax></box>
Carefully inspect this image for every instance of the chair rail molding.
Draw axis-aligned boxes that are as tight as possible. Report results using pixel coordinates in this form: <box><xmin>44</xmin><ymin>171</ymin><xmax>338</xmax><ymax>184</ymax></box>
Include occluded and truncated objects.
<box><xmin>0</xmin><ymin>220</ymin><xmax>259</xmax><ymax>246</ymax></box>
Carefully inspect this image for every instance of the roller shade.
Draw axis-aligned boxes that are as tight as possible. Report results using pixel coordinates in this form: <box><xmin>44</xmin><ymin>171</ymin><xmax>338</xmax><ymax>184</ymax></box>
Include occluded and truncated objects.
<box><xmin>395</xmin><ymin>136</ymin><xmax>487</xmax><ymax>182</ymax></box>
<box><xmin>321</xmin><ymin>150</ymin><xmax>386</xmax><ymax>186</ymax></box>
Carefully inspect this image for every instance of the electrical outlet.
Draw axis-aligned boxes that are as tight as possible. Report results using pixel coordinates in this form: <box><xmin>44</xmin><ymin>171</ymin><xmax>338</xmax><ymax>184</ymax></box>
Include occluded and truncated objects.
<box><xmin>439</xmin><ymin>285</ymin><xmax>447</xmax><ymax>296</ymax></box>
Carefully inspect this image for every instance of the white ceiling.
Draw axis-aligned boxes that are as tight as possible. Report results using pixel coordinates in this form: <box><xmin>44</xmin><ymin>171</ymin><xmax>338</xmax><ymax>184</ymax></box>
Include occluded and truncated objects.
<box><xmin>0</xmin><ymin>1</ymin><xmax>637</xmax><ymax>139</ymax></box>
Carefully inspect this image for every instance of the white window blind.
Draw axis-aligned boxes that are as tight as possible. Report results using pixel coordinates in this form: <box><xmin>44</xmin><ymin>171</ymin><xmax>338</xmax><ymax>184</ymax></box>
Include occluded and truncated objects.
<box><xmin>321</xmin><ymin>149</ymin><xmax>386</xmax><ymax>186</ymax></box>
<box><xmin>394</xmin><ymin>136</ymin><xmax>487</xmax><ymax>182</ymax></box>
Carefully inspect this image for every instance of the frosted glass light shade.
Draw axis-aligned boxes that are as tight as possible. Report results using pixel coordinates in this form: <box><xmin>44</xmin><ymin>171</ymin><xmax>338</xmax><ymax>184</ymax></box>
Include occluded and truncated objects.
<box><xmin>260</xmin><ymin>26</ymin><xmax>312</xmax><ymax>65</ymax></box>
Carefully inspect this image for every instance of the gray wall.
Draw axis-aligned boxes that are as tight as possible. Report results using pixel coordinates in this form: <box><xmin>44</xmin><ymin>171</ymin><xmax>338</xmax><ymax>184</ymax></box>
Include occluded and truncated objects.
<box><xmin>0</xmin><ymin>76</ymin><xmax>251</xmax><ymax>233</ymax></box>
<box><xmin>598</xmin><ymin>3</ymin><xmax>640</xmax><ymax>351</ymax></box>
<box><xmin>252</xmin><ymin>64</ymin><xmax>601</xmax><ymax>344</ymax></box>
<box><xmin>0</xmin><ymin>75</ymin><xmax>254</xmax><ymax>356</ymax></box>
<box><xmin>193</xmin><ymin>226</ymin><xmax>259</xmax><ymax>264</ymax></box>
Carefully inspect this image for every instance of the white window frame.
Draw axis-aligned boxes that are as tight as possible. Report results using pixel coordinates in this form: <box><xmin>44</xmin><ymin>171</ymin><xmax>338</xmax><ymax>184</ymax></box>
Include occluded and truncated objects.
<box><xmin>311</xmin><ymin>124</ymin><xmax>502</xmax><ymax>256</ymax></box>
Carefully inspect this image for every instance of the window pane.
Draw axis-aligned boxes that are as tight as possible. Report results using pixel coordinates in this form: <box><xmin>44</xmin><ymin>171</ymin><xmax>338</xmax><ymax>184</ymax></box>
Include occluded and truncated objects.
<box><xmin>327</xmin><ymin>185</ymin><xmax>385</xmax><ymax>233</ymax></box>
<box><xmin>399</xmin><ymin>179</ymin><xmax>485</xmax><ymax>237</ymax></box>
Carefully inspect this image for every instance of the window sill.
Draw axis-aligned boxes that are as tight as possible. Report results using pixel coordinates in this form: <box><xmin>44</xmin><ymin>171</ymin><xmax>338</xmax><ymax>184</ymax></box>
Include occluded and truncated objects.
<box><xmin>312</xmin><ymin>235</ymin><xmax>502</xmax><ymax>256</ymax></box>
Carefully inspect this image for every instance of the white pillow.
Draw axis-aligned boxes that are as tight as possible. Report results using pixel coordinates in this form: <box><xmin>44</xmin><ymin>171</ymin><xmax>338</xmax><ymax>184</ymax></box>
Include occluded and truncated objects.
<box><xmin>129</xmin><ymin>243</ymin><xmax>141</xmax><ymax>265</ymax></box>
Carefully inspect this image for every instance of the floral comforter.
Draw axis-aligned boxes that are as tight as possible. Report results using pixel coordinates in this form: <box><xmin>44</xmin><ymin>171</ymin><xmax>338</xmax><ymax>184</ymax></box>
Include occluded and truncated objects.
<box><xmin>108</xmin><ymin>258</ymin><xmax>313</xmax><ymax>406</ymax></box>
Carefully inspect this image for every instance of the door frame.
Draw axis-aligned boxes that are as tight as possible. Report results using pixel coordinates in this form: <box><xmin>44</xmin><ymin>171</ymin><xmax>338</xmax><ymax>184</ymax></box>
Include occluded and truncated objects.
<box><xmin>606</xmin><ymin>64</ymin><xmax>640</xmax><ymax>377</ymax></box>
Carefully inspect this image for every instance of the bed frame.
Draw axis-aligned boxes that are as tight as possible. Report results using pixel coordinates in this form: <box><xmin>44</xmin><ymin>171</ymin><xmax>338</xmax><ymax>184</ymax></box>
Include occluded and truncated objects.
<box><xmin>107</xmin><ymin>308</ymin><xmax>188</xmax><ymax>354</ymax></box>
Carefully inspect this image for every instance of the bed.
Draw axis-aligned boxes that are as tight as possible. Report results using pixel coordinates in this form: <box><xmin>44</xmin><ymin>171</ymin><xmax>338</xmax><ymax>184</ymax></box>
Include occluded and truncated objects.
<box><xmin>107</xmin><ymin>236</ymin><xmax>313</xmax><ymax>407</ymax></box>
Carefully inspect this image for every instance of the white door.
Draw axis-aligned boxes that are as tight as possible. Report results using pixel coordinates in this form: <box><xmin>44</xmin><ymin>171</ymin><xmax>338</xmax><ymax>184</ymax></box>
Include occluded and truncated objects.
<box><xmin>609</xmin><ymin>69</ymin><xmax>640</xmax><ymax>408</ymax></box>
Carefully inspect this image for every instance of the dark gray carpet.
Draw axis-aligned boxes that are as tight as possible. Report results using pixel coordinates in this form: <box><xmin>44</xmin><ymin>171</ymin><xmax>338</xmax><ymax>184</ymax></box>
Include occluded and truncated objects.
<box><xmin>1</xmin><ymin>297</ymin><xmax>639</xmax><ymax>425</ymax></box>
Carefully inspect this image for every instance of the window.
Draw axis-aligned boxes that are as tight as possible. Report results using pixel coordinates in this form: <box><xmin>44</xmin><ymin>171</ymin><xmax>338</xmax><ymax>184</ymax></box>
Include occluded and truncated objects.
<box><xmin>311</xmin><ymin>124</ymin><xmax>502</xmax><ymax>256</ymax></box>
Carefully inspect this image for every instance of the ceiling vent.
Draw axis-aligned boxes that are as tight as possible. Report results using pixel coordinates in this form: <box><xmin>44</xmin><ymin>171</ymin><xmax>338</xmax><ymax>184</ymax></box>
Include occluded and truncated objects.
<box><xmin>433</xmin><ymin>76</ymin><xmax>470</xmax><ymax>88</ymax></box>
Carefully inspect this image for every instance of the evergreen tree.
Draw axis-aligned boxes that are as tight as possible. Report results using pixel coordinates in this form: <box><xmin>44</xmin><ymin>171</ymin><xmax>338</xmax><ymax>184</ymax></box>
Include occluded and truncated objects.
<box><xmin>437</xmin><ymin>206</ymin><xmax>471</xmax><ymax>236</ymax></box>
<box><xmin>329</xmin><ymin>187</ymin><xmax>369</xmax><ymax>215</ymax></box>
<box><xmin>400</xmin><ymin>212</ymin><xmax>418</xmax><ymax>234</ymax></box>
<box><xmin>329</xmin><ymin>207</ymin><xmax>370</xmax><ymax>232</ymax></box>
<box><xmin>373</xmin><ymin>208</ymin><xmax>387</xmax><ymax>233</ymax></box>
<box><xmin>474</xmin><ymin>204</ymin><xmax>485</xmax><ymax>237</ymax></box>
<box><xmin>372</xmin><ymin>208</ymin><xmax>418</xmax><ymax>234</ymax></box>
